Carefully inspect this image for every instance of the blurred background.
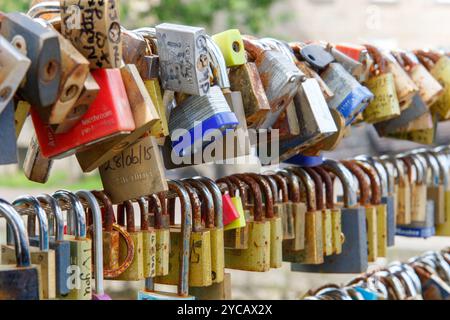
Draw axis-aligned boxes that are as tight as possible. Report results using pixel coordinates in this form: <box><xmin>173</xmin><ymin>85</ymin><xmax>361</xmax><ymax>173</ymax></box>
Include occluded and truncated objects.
<box><xmin>0</xmin><ymin>0</ymin><xmax>449</xmax><ymax>299</ymax></box>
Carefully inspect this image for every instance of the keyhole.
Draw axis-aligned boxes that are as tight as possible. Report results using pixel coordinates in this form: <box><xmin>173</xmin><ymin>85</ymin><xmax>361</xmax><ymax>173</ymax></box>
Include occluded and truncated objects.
<box><xmin>42</xmin><ymin>60</ymin><xmax>58</xmax><ymax>82</ymax></box>
<box><xmin>60</xmin><ymin>85</ymin><xmax>79</xmax><ymax>102</ymax></box>
<box><xmin>232</xmin><ymin>41</ymin><xmax>241</xmax><ymax>53</ymax></box>
<box><xmin>308</xmin><ymin>54</ymin><xmax>316</xmax><ymax>61</ymax></box>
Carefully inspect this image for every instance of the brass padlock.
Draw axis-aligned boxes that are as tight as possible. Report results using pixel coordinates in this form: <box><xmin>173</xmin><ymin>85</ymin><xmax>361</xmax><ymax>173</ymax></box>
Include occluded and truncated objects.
<box><xmin>61</xmin><ymin>0</ymin><xmax>122</xmax><ymax>69</ymax></box>
<box><xmin>224</xmin><ymin>175</ymin><xmax>271</xmax><ymax>272</ymax></box>
<box><xmin>313</xmin><ymin>166</ymin><xmax>343</xmax><ymax>255</ymax></box>
<box><xmin>288</xmin><ymin>168</ymin><xmax>324</xmax><ymax>265</ymax></box>
<box><xmin>152</xmin><ymin>192</ymin><xmax>170</xmax><ymax>277</ymax></box>
<box><xmin>269</xmin><ymin>173</ymin><xmax>295</xmax><ymax>240</ymax></box>
<box><xmin>305</xmin><ymin>167</ymin><xmax>333</xmax><ymax>257</ymax></box>
<box><xmin>23</xmin><ymin>135</ymin><xmax>53</xmax><ymax>184</ymax></box>
<box><xmin>363</xmin><ymin>44</ymin><xmax>401</xmax><ymax>123</ymax></box>
<box><xmin>137</xmin><ymin>197</ymin><xmax>157</xmax><ymax>279</ymax></box>
<box><xmin>249</xmin><ymin>174</ymin><xmax>283</xmax><ymax>269</ymax></box>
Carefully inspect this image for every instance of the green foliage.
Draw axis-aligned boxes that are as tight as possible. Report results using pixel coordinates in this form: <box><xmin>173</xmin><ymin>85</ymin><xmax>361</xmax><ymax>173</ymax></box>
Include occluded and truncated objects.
<box><xmin>0</xmin><ymin>0</ymin><xmax>29</xmax><ymax>13</ymax></box>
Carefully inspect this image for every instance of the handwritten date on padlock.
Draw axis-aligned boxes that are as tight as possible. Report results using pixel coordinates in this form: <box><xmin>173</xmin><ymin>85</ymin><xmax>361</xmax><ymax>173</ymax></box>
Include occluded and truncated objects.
<box><xmin>102</xmin><ymin>143</ymin><xmax>154</xmax><ymax>172</ymax></box>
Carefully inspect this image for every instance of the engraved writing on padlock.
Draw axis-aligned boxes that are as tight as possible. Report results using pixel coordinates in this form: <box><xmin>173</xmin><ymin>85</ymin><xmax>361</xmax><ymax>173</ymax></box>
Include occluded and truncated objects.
<box><xmin>61</xmin><ymin>0</ymin><xmax>122</xmax><ymax>69</ymax></box>
<box><xmin>156</xmin><ymin>23</ymin><xmax>210</xmax><ymax>96</ymax></box>
<box><xmin>0</xmin><ymin>35</ymin><xmax>31</xmax><ymax>114</ymax></box>
<box><xmin>0</xmin><ymin>12</ymin><xmax>61</xmax><ymax>109</ymax></box>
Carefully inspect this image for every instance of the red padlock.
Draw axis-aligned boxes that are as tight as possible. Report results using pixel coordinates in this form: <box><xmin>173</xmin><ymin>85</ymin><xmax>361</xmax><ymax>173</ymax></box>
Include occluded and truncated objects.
<box><xmin>31</xmin><ymin>69</ymin><xmax>135</xmax><ymax>159</ymax></box>
<box><xmin>335</xmin><ymin>43</ymin><xmax>367</xmax><ymax>62</ymax></box>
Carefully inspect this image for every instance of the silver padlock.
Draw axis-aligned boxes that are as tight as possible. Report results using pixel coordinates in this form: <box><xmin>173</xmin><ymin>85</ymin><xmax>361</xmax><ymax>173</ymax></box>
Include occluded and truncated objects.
<box><xmin>278</xmin><ymin>78</ymin><xmax>337</xmax><ymax>161</ymax></box>
<box><xmin>23</xmin><ymin>135</ymin><xmax>53</xmax><ymax>184</ymax></box>
<box><xmin>0</xmin><ymin>35</ymin><xmax>31</xmax><ymax>114</ymax></box>
<box><xmin>156</xmin><ymin>23</ymin><xmax>210</xmax><ymax>96</ymax></box>
<box><xmin>169</xmin><ymin>86</ymin><xmax>239</xmax><ymax>157</ymax></box>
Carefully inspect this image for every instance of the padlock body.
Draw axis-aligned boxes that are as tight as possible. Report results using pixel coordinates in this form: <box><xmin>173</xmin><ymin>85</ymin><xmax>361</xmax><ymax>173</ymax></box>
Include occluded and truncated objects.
<box><xmin>155</xmin><ymin>228</ymin><xmax>170</xmax><ymax>276</ymax></box>
<box><xmin>275</xmin><ymin>202</ymin><xmax>295</xmax><ymax>240</ymax></box>
<box><xmin>116</xmin><ymin>231</ymin><xmax>144</xmax><ymax>281</ymax></box>
<box><xmin>365</xmin><ymin>206</ymin><xmax>378</xmax><ymax>262</ymax></box>
<box><xmin>212</xmin><ymin>29</ymin><xmax>246</xmax><ymax>67</ymax></box>
<box><xmin>322</xmin><ymin>209</ymin><xmax>333</xmax><ymax>256</ymax></box>
<box><xmin>145</xmin><ymin>79</ymin><xmax>169</xmax><ymax>138</ymax></box>
<box><xmin>430</xmin><ymin>56</ymin><xmax>450</xmax><ymax>119</ymax></box>
<box><xmin>224</xmin><ymin>221</ymin><xmax>270</xmax><ymax>272</ymax></box>
<box><xmin>363</xmin><ymin>73</ymin><xmax>401</xmax><ymax>124</ymax></box>
<box><xmin>376</xmin><ymin>204</ymin><xmax>388</xmax><ymax>257</ymax></box>
<box><xmin>398</xmin><ymin>179</ymin><xmax>412</xmax><ymax>225</ymax></box>
<box><xmin>142</xmin><ymin>229</ymin><xmax>157</xmax><ymax>278</ymax></box>
<box><xmin>436</xmin><ymin>190</ymin><xmax>450</xmax><ymax>236</ymax></box>
<box><xmin>412</xmin><ymin>183</ymin><xmax>428</xmax><ymax>223</ymax></box>
<box><xmin>269</xmin><ymin>217</ymin><xmax>283</xmax><ymax>269</ymax></box>
<box><xmin>410</xmin><ymin>64</ymin><xmax>443</xmax><ymax>106</ymax></box>
<box><xmin>210</xmin><ymin>228</ymin><xmax>225</xmax><ymax>283</ymax></box>
<box><xmin>331</xmin><ymin>208</ymin><xmax>342</xmax><ymax>255</ymax></box>
<box><xmin>0</xmin><ymin>264</ymin><xmax>41</xmax><ymax>300</ymax></box>
<box><xmin>381</xmin><ymin>196</ymin><xmax>396</xmax><ymax>247</ymax></box>
<box><xmin>427</xmin><ymin>185</ymin><xmax>445</xmax><ymax>226</ymax></box>
<box><xmin>103</xmin><ymin>230</ymin><xmax>120</xmax><ymax>272</ymax></box>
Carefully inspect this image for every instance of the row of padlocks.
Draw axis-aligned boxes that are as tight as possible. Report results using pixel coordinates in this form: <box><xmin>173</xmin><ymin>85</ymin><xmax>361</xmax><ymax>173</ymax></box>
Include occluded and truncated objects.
<box><xmin>0</xmin><ymin>0</ymin><xmax>450</xmax><ymax>300</ymax></box>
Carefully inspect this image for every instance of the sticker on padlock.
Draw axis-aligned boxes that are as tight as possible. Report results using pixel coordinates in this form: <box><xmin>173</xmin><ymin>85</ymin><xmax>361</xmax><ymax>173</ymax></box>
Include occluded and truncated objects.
<box><xmin>61</xmin><ymin>0</ymin><xmax>122</xmax><ymax>69</ymax></box>
<box><xmin>32</xmin><ymin>68</ymin><xmax>136</xmax><ymax>159</ymax></box>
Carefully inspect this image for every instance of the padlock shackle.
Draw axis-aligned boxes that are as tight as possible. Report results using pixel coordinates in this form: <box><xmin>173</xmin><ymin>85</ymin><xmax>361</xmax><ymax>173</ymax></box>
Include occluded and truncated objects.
<box><xmin>226</xmin><ymin>176</ymin><xmax>249</xmax><ymax>208</ymax></box>
<box><xmin>410</xmin><ymin>154</ymin><xmax>428</xmax><ymax>185</ymax></box>
<box><xmin>180</xmin><ymin>183</ymin><xmax>203</xmax><ymax>232</ymax></box>
<box><xmin>167</xmin><ymin>180</ymin><xmax>192</xmax><ymax>297</ymax></box>
<box><xmin>242</xmin><ymin>36</ymin><xmax>265</xmax><ymax>61</ymax></box>
<box><xmin>184</xmin><ymin>179</ymin><xmax>215</xmax><ymax>229</ymax></box>
<box><xmin>37</xmin><ymin>193</ymin><xmax>64</xmax><ymax>241</ymax></box>
<box><xmin>194</xmin><ymin>177</ymin><xmax>224</xmax><ymax>229</ymax></box>
<box><xmin>355</xmin><ymin>155</ymin><xmax>390</xmax><ymax>198</ymax></box>
<box><xmin>341</xmin><ymin>161</ymin><xmax>370</xmax><ymax>206</ymax></box>
<box><xmin>27</xmin><ymin>1</ymin><xmax>60</xmax><ymax>19</ymax></box>
<box><xmin>354</xmin><ymin>160</ymin><xmax>382</xmax><ymax>205</ymax></box>
<box><xmin>364</xmin><ymin>44</ymin><xmax>387</xmax><ymax>75</ymax></box>
<box><xmin>92</xmin><ymin>191</ymin><xmax>115</xmax><ymax>232</ymax></box>
<box><xmin>76</xmin><ymin>190</ymin><xmax>105</xmax><ymax>296</ymax></box>
<box><xmin>53</xmin><ymin>190</ymin><xmax>86</xmax><ymax>238</ymax></box>
<box><xmin>148</xmin><ymin>194</ymin><xmax>163</xmax><ymax>229</ymax></box>
<box><xmin>233</xmin><ymin>175</ymin><xmax>264</xmax><ymax>222</ymax></box>
<box><xmin>0</xmin><ymin>200</ymin><xmax>32</xmax><ymax>267</ymax></box>
<box><xmin>217</xmin><ymin>178</ymin><xmax>236</xmax><ymax>197</ymax></box>
<box><xmin>427</xmin><ymin>151</ymin><xmax>449</xmax><ymax>188</ymax></box>
<box><xmin>398</xmin><ymin>156</ymin><xmax>414</xmax><ymax>185</ymax></box>
<box><xmin>137</xmin><ymin>197</ymin><xmax>149</xmax><ymax>231</ymax></box>
<box><xmin>262</xmin><ymin>175</ymin><xmax>279</xmax><ymax>203</ymax></box>
<box><xmin>277</xmin><ymin>169</ymin><xmax>301</xmax><ymax>203</ymax></box>
<box><xmin>287</xmin><ymin>168</ymin><xmax>317</xmax><ymax>212</ymax></box>
<box><xmin>117</xmin><ymin>201</ymin><xmax>136</xmax><ymax>233</ymax></box>
<box><xmin>13</xmin><ymin>195</ymin><xmax>49</xmax><ymax>251</ymax></box>
<box><xmin>269</xmin><ymin>173</ymin><xmax>289</xmax><ymax>203</ymax></box>
<box><xmin>322</xmin><ymin>159</ymin><xmax>358</xmax><ymax>208</ymax></box>
<box><xmin>414</xmin><ymin>50</ymin><xmax>441</xmax><ymax>70</ymax></box>
<box><xmin>248</xmin><ymin>173</ymin><xmax>274</xmax><ymax>219</ymax></box>
<box><xmin>313</xmin><ymin>167</ymin><xmax>334</xmax><ymax>210</ymax></box>
<box><xmin>304</xmin><ymin>167</ymin><xmax>325</xmax><ymax>211</ymax></box>
<box><xmin>415</xmin><ymin>150</ymin><xmax>441</xmax><ymax>187</ymax></box>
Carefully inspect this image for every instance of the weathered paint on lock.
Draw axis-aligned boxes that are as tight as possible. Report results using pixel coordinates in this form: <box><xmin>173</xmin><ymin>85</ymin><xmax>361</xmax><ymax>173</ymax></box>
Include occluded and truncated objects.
<box><xmin>429</xmin><ymin>56</ymin><xmax>450</xmax><ymax>119</ymax></box>
<box><xmin>138</xmin><ymin>197</ymin><xmax>157</xmax><ymax>279</ymax></box>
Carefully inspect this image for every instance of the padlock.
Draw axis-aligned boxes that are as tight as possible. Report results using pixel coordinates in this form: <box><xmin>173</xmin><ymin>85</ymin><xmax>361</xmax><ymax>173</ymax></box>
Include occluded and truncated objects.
<box><xmin>15</xmin><ymin>100</ymin><xmax>31</xmax><ymax>138</ymax></box>
<box><xmin>415</xmin><ymin>50</ymin><xmax>450</xmax><ymax>119</ymax></box>
<box><xmin>53</xmin><ymin>190</ymin><xmax>92</xmax><ymax>300</ymax></box>
<box><xmin>269</xmin><ymin>173</ymin><xmax>295</xmax><ymax>240</ymax></box>
<box><xmin>156</xmin><ymin>181</ymin><xmax>212</xmax><ymax>287</ymax></box>
<box><xmin>23</xmin><ymin>135</ymin><xmax>54</xmax><ymax>184</ymax></box>
<box><xmin>358</xmin><ymin>156</ymin><xmax>396</xmax><ymax>247</ymax></box>
<box><xmin>151</xmin><ymin>192</ymin><xmax>170</xmax><ymax>277</ymax></box>
<box><xmin>278</xmin><ymin>78</ymin><xmax>337</xmax><ymax>161</ymax></box>
<box><xmin>409</xmin><ymin>155</ymin><xmax>429</xmax><ymax>223</ymax></box>
<box><xmin>354</xmin><ymin>160</ymin><xmax>388</xmax><ymax>258</ymax></box>
<box><xmin>342</xmin><ymin>161</ymin><xmax>378</xmax><ymax>262</ymax></box>
<box><xmin>0</xmin><ymin>35</ymin><xmax>31</xmax><ymax>114</ymax></box>
<box><xmin>155</xmin><ymin>23</ymin><xmax>209</xmax><ymax>96</ymax></box>
<box><xmin>54</xmin><ymin>73</ymin><xmax>100</xmax><ymax>134</ymax></box>
<box><xmin>61</xmin><ymin>0</ymin><xmax>122</xmax><ymax>69</ymax></box>
<box><xmin>224</xmin><ymin>175</ymin><xmax>271</xmax><ymax>272</ymax></box>
<box><xmin>334</xmin><ymin>43</ymin><xmax>374</xmax><ymax>83</ymax></box>
<box><xmin>394</xmin><ymin>51</ymin><xmax>443</xmax><ymax>107</ymax></box>
<box><xmin>212</xmin><ymin>29</ymin><xmax>246</xmax><ymax>67</ymax></box>
<box><xmin>99</xmin><ymin>136</ymin><xmax>168</xmax><ymax>204</ymax></box>
<box><xmin>2</xmin><ymin>196</ymin><xmax>55</xmax><ymax>299</ymax></box>
<box><xmin>0</xmin><ymin>101</ymin><xmax>18</xmax><ymax>165</ymax></box>
<box><xmin>114</xmin><ymin>200</ymin><xmax>145</xmax><ymax>281</ymax></box>
<box><xmin>304</xmin><ymin>167</ymin><xmax>333</xmax><ymax>257</ymax></box>
<box><xmin>209</xmin><ymin>178</ymin><xmax>239</xmax><ymax>227</ymax></box>
<box><xmin>228</xmin><ymin>62</ymin><xmax>270</xmax><ymax>128</ymax></box>
<box><xmin>278</xmin><ymin>169</ymin><xmax>306</xmax><ymax>251</ymax></box>
<box><xmin>313</xmin><ymin>166</ymin><xmax>343</xmax><ymax>255</ymax></box>
<box><xmin>362</xmin><ymin>44</ymin><xmax>401</xmax><ymax>124</ymax></box>
<box><xmin>168</xmin><ymin>85</ymin><xmax>239</xmax><ymax>157</ymax></box>
<box><xmin>192</xmin><ymin>177</ymin><xmax>225</xmax><ymax>283</ymax></box>
<box><xmin>137</xmin><ymin>197</ymin><xmax>156</xmax><ymax>279</ymax></box>
<box><xmin>248</xmin><ymin>174</ymin><xmax>282</xmax><ymax>269</ymax></box>
<box><xmin>390</xmin><ymin>157</ymin><xmax>412</xmax><ymax>226</ymax></box>
<box><xmin>139</xmin><ymin>182</ymin><xmax>194</xmax><ymax>300</ymax></box>
<box><xmin>299</xmin><ymin>43</ymin><xmax>335</xmax><ymax>71</ymax></box>
<box><xmin>217</xmin><ymin>176</ymin><xmax>249</xmax><ymax>249</ymax></box>
<box><xmin>76</xmin><ymin>191</ymin><xmax>112</xmax><ymax>300</ymax></box>
<box><xmin>429</xmin><ymin>150</ymin><xmax>449</xmax><ymax>227</ymax></box>
<box><xmin>121</xmin><ymin>29</ymin><xmax>153</xmax><ymax>80</ymax></box>
<box><xmin>77</xmin><ymin>64</ymin><xmax>160</xmax><ymax>172</ymax></box>
<box><xmin>383</xmin><ymin>51</ymin><xmax>419</xmax><ymax>110</ymax></box>
<box><xmin>434</xmin><ymin>147</ymin><xmax>450</xmax><ymax>235</ymax></box>
<box><xmin>33</xmin><ymin>68</ymin><xmax>136</xmax><ymax>159</ymax></box>
<box><xmin>91</xmin><ymin>191</ymin><xmax>132</xmax><ymax>279</ymax></box>
<box><xmin>0</xmin><ymin>12</ymin><xmax>61</xmax><ymax>110</ymax></box>
<box><xmin>292</xmin><ymin>160</ymin><xmax>368</xmax><ymax>273</ymax></box>
<box><xmin>243</xmin><ymin>37</ymin><xmax>303</xmax><ymax>128</ymax></box>
<box><xmin>0</xmin><ymin>200</ymin><xmax>41</xmax><ymax>300</ymax></box>
<box><xmin>327</xmin><ymin>44</ymin><xmax>364</xmax><ymax>80</ymax></box>
<box><xmin>32</xmin><ymin>194</ymin><xmax>71</xmax><ymax>296</ymax></box>
<box><xmin>286</xmin><ymin>168</ymin><xmax>324</xmax><ymax>264</ymax></box>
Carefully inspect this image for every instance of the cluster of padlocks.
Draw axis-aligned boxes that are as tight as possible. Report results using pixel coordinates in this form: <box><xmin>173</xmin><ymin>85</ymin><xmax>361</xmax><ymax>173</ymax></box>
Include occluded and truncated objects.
<box><xmin>1</xmin><ymin>0</ymin><xmax>450</xmax><ymax>300</ymax></box>
<box><xmin>305</xmin><ymin>250</ymin><xmax>450</xmax><ymax>300</ymax></box>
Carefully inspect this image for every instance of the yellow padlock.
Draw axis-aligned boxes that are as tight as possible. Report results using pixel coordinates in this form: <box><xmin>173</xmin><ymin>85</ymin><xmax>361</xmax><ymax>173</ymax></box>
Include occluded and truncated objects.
<box><xmin>212</xmin><ymin>29</ymin><xmax>247</xmax><ymax>67</ymax></box>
